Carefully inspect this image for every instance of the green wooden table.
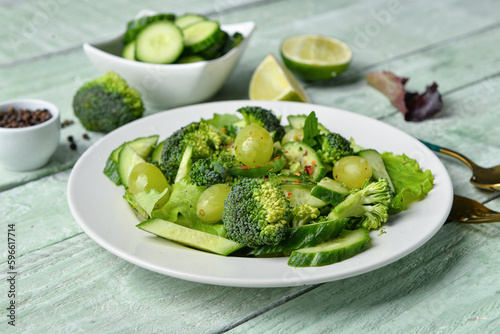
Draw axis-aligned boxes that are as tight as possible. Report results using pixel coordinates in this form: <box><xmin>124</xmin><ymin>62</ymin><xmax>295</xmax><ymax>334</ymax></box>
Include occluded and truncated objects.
<box><xmin>1</xmin><ymin>0</ymin><xmax>499</xmax><ymax>332</ymax></box>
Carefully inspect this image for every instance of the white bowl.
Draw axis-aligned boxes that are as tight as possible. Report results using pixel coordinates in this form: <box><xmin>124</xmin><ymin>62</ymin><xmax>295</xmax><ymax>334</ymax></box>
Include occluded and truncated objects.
<box><xmin>0</xmin><ymin>99</ymin><xmax>60</xmax><ymax>171</ymax></box>
<box><xmin>83</xmin><ymin>20</ymin><xmax>255</xmax><ymax>109</ymax></box>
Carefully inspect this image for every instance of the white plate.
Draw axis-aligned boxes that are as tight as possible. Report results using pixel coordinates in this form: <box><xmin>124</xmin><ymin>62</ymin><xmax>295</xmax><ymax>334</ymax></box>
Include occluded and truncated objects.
<box><xmin>67</xmin><ymin>100</ymin><xmax>453</xmax><ymax>288</ymax></box>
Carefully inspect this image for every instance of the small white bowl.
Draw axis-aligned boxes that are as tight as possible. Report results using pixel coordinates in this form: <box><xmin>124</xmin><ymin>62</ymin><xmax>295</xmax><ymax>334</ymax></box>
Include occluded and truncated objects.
<box><xmin>83</xmin><ymin>18</ymin><xmax>255</xmax><ymax>109</ymax></box>
<box><xmin>0</xmin><ymin>99</ymin><xmax>60</xmax><ymax>171</ymax></box>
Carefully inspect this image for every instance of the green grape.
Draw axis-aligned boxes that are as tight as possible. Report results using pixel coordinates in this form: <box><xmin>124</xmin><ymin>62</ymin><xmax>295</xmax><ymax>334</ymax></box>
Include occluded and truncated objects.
<box><xmin>281</xmin><ymin>128</ymin><xmax>304</xmax><ymax>144</ymax></box>
<box><xmin>234</xmin><ymin>124</ymin><xmax>274</xmax><ymax>167</ymax></box>
<box><xmin>332</xmin><ymin>156</ymin><xmax>372</xmax><ymax>189</ymax></box>
<box><xmin>197</xmin><ymin>184</ymin><xmax>231</xmax><ymax>223</ymax></box>
<box><xmin>128</xmin><ymin>162</ymin><xmax>172</xmax><ymax>207</ymax></box>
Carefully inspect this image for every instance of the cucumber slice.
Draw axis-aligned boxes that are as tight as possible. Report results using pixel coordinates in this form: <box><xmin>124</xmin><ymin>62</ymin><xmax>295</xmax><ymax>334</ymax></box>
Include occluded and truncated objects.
<box><xmin>137</xmin><ymin>218</ymin><xmax>243</xmax><ymax>255</ymax></box>
<box><xmin>182</xmin><ymin>20</ymin><xmax>220</xmax><ymax>54</ymax></box>
<box><xmin>174</xmin><ymin>13</ymin><xmax>207</xmax><ymax>29</ymax></box>
<box><xmin>282</xmin><ymin>183</ymin><xmax>326</xmax><ymax>208</ymax></box>
<box><xmin>174</xmin><ymin>145</ymin><xmax>193</xmax><ymax>183</ymax></box>
<box><xmin>358</xmin><ymin>149</ymin><xmax>395</xmax><ymax>192</ymax></box>
<box><xmin>122</xmin><ymin>41</ymin><xmax>136</xmax><ymax>60</ymax></box>
<box><xmin>118</xmin><ymin>144</ymin><xmax>146</xmax><ymax>188</ymax></box>
<box><xmin>311</xmin><ymin>177</ymin><xmax>349</xmax><ymax>206</ymax></box>
<box><xmin>135</xmin><ymin>21</ymin><xmax>184</xmax><ymax>64</ymax></box>
<box><xmin>287</xmin><ymin>115</ymin><xmax>330</xmax><ymax>135</ymax></box>
<box><xmin>288</xmin><ymin>228</ymin><xmax>370</xmax><ymax>267</ymax></box>
<box><xmin>151</xmin><ymin>140</ymin><xmax>165</xmax><ymax>163</ymax></box>
<box><xmin>124</xmin><ymin>13</ymin><xmax>176</xmax><ymax>44</ymax></box>
<box><xmin>248</xmin><ymin>219</ymin><xmax>347</xmax><ymax>256</ymax></box>
<box><xmin>104</xmin><ymin>135</ymin><xmax>159</xmax><ymax>185</ymax></box>
<box><xmin>282</xmin><ymin>141</ymin><xmax>326</xmax><ymax>182</ymax></box>
<box><xmin>229</xmin><ymin>154</ymin><xmax>286</xmax><ymax>178</ymax></box>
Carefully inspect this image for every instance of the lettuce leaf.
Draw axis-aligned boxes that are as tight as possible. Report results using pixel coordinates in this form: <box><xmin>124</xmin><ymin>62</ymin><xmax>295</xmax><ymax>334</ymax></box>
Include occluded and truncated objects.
<box><xmin>152</xmin><ymin>178</ymin><xmax>226</xmax><ymax>236</ymax></box>
<box><xmin>381</xmin><ymin>152</ymin><xmax>434</xmax><ymax>214</ymax></box>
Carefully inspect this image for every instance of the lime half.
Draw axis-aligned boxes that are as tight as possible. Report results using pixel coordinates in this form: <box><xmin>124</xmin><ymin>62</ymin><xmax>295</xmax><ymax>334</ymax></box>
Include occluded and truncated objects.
<box><xmin>281</xmin><ymin>35</ymin><xmax>352</xmax><ymax>82</ymax></box>
<box><xmin>249</xmin><ymin>54</ymin><xmax>310</xmax><ymax>102</ymax></box>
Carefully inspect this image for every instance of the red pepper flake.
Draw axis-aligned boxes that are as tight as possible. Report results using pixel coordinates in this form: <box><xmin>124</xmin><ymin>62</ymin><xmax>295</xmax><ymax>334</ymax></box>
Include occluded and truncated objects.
<box><xmin>240</xmin><ymin>165</ymin><xmax>250</xmax><ymax>169</ymax></box>
<box><xmin>274</xmin><ymin>156</ymin><xmax>280</xmax><ymax>160</ymax></box>
<box><xmin>293</xmin><ymin>180</ymin><xmax>301</xmax><ymax>184</ymax></box>
<box><xmin>268</xmin><ymin>167</ymin><xmax>274</xmax><ymax>172</ymax></box>
<box><xmin>287</xmin><ymin>193</ymin><xmax>292</xmax><ymax>199</ymax></box>
<box><xmin>311</xmin><ymin>160</ymin><xmax>316</xmax><ymax>165</ymax></box>
<box><xmin>304</xmin><ymin>166</ymin><xmax>313</xmax><ymax>175</ymax></box>
<box><xmin>295</xmin><ymin>172</ymin><xmax>301</xmax><ymax>176</ymax></box>
<box><xmin>303</xmin><ymin>150</ymin><xmax>308</xmax><ymax>157</ymax></box>
<box><xmin>255</xmin><ymin>166</ymin><xmax>261</xmax><ymax>168</ymax></box>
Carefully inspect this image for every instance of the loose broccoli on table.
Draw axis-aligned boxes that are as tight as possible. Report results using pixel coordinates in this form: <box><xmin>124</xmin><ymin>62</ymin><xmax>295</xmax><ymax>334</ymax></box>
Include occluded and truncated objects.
<box><xmin>316</xmin><ymin>132</ymin><xmax>354</xmax><ymax>165</ymax></box>
<box><xmin>189</xmin><ymin>150</ymin><xmax>236</xmax><ymax>187</ymax></box>
<box><xmin>222</xmin><ymin>176</ymin><xmax>292</xmax><ymax>247</ymax></box>
<box><xmin>236</xmin><ymin>106</ymin><xmax>285</xmax><ymax>141</ymax></box>
<box><xmin>73</xmin><ymin>72</ymin><xmax>144</xmax><ymax>133</ymax></box>
<box><xmin>160</xmin><ymin>121</ymin><xmax>225</xmax><ymax>183</ymax></box>
<box><xmin>327</xmin><ymin>178</ymin><xmax>392</xmax><ymax>230</ymax></box>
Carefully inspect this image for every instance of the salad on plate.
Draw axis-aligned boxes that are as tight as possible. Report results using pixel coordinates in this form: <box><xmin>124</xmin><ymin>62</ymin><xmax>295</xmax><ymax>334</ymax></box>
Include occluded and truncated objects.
<box><xmin>103</xmin><ymin>106</ymin><xmax>434</xmax><ymax>268</ymax></box>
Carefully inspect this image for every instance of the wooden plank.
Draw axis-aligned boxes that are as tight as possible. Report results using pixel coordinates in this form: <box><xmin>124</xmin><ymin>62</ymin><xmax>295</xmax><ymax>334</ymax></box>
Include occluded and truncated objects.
<box><xmin>0</xmin><ymin>170</ymin><xmax>82</xmax><ymax>262</ymax></box>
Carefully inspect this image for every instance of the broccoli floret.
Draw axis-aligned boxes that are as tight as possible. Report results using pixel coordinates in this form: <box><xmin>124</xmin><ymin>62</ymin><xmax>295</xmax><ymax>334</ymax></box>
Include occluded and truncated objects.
<box><xmin>222</xmin><ymin>176</ymin><xmax>292</xmax><ymax>247</ymax></box>
<box><xmin>317</xmin><ymin>132</ymin><xmax>354</xmax><ymax>164</ymax></box>
<box><xmin>327</xmin><ymin>178</ymin><xmax>391</xmax><ymax>230</ymax></box>
<box><xmin>189</xmin><ymin>151</ymin><xmax>236</xmax><ymax>187</ymax></box>
<box><xmin>160</xmin><ymin>121</ymin><xmax>225</xmax><ymax>183</ymax></box>
<box><xmin>237</xmin><ymin>106</ymin><xmax>285</xmax><ymax>141</ymax></box>
<box><xmin>73</xmin><ymin>72</ymin><xmax>144</xmax><ymax>133</ymax></box>
<box><xmin>290</xmin><ymin>204</ymin><xmax>321</xmax><ymax>228</ymax></box>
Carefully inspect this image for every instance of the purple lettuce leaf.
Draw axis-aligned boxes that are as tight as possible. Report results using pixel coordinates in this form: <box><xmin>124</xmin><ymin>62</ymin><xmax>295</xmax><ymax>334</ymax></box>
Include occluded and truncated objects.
<box><xmin>366</xmin><ymin>71</ymin><xmax>443</xmax><ymax>122</ymax></box>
